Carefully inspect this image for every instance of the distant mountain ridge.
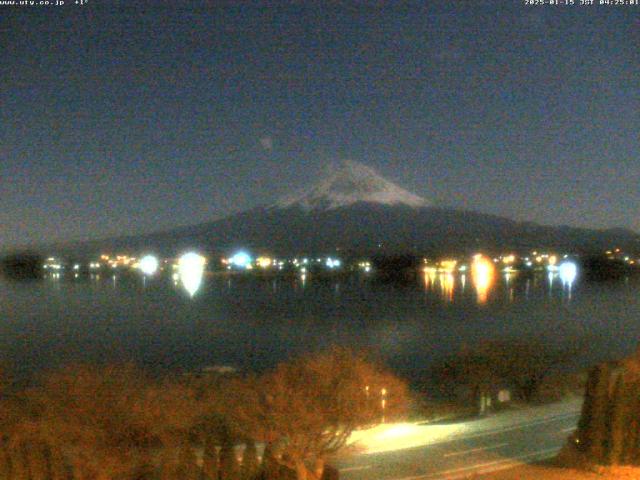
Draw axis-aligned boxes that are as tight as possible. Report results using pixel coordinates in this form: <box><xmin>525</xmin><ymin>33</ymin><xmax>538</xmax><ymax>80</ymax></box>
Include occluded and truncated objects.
<box><xmin>36</xmin><ymin>161</ymin><xmax>640</xmax><ymax>257</ymax></box>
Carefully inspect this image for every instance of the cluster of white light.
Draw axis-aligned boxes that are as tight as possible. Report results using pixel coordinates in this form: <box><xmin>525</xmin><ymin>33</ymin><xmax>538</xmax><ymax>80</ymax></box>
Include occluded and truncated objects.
<box><xmin>138</xmin><ymin>255</ymin><xmax>159</xmax><ymax>276</ymax></box>
<box><xmin>326</xmin><ymin>257</ymin><xmax>341</xmax><ymax>268</ymax></box>
<box><xmin>358</xmin><ymin>261</ymin><xmax>372</xmax><ymax>273</ymax></box>
<box><xmin>559</xmin><ymin>261</ymin><xmax>578</xmax><ymax>286</ymax></box>
<box><xmin>229</xmin><ymin>251</ymin><xmax>252</xmax><ymax>269</ymax></box>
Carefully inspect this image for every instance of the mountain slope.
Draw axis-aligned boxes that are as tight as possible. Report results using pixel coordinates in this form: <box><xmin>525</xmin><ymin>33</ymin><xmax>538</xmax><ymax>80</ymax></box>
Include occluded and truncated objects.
<box><xmin>45</xmin><ymin>161</ymin><xmax>639</xmax><ymax>257</ymax></box>
<box><xmin>54</xmin><ymin>203</ymin><xmax>640</xmax><ymax>257</ymax></box>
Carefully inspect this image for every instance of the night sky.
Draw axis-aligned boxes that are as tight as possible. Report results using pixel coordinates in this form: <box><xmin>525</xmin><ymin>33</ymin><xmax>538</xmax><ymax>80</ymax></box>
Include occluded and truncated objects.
<box><xmin>1</xmin><ymin>1</ymin><xmax>638</xmax><ymax>248</ymax></box>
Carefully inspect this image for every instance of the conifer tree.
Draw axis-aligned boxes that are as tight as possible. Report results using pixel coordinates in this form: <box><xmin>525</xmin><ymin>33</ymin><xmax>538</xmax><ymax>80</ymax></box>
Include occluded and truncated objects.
<box><xmin>241</xmin><ymin>439</ymin><xmax>259</xmax><ymax>480</ymax></box>
<box><xmin>219</xmin><ymin>434</ymin><xmax>239</xmax><ymax>480</ymax></box>
<box><xmin>177</xmin><ymin>444</ymin><xmax>200</xmax><ymax>480</ymax></box>
<box><xmin>201</xmin><ymin>437</ymin><xmax>219</xmax><ymax>480</ymax></box>
<box><xmin>575</xmin><ymin>349</ymin><xmax>640</xmax><ymax>465</ymax></box>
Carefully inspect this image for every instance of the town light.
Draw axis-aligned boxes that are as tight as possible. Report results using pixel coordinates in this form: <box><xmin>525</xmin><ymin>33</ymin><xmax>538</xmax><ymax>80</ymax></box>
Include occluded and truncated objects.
<box><xmin>326</xmin><ymin>257</ymin><xmax>341</xmax><ymax>268</ymax></box>
<box><xmin>439</xmin><ymin>260</ymin><xmax>457</xmax><ymax>273</ymax></box>
<box><xmin>230</xmin><ymin>251</ymin><xmax>252</xmax><ymax>269</ymax></box>
<box><xmin>256</xmin><ymin>256</ymin><xmax>272</xmax><ymax>268</ymax></box>
<box><xmin>381</xmin><ymin>388</ymin><xmax>387</xmax><ymax>424</ymax></box>
<box><xmin>502</xmin><ymin>255</ymin><xmax>515</xmax><ymax>264</ymax></box>
<box><xmin>138</xmin><ymin>255</ymin><xmax>159</xmax><ymax>276</ymax></box>
<box><xmin>559</xmin><ymin>261</ymin><xmax>577</xmax><ymax>286</ymax></box>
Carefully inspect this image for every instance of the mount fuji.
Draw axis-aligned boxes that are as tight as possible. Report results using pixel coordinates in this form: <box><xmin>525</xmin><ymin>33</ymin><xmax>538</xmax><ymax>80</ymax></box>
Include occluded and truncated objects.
<box><xmin>51</xmin><ymin>161</ymin><xmax>639</xmax><ymax>256</ymax></box>
<box><xmin>274</xmin><ymin>160</ymin><xmax>429</xmax><ymax>211</ymax></box>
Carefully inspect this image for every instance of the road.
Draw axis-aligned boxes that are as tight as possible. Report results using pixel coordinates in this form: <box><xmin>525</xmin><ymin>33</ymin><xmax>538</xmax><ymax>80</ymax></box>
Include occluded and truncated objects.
<box><xmin>337</xmin><ymin>397</ymin><xmax>582</xmax><ymax>480</ymax></box>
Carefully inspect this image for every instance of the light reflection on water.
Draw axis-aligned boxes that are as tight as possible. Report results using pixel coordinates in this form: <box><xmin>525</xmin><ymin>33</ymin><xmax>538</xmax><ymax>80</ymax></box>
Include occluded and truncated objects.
<box><xmin>471</xmin><ymin>256</ymin><xmax>496</xmax><ymax>305</ymax></box>
<box><xmin>420</xmin><ymin>268</ymin><xmax>579</xmax><ymax>305</ymax></box>
<box><xmin>177</xmin><ymin>252</ymin><xmax>206</xmax><ymax>297</ymax></box>
<box><xmin>46</xmin><ymin>264</ymin><xmax>579</xmax><ymax>306</ymax></box>
<box><xmin>419</xmin><ymin>258</ymin><xmax>579</xmax><ymax>306</ymax></box>
<box><xmin>2</xmin><ymin>270</ymin><xmax>639</xmax><ymax>383</ymax></box>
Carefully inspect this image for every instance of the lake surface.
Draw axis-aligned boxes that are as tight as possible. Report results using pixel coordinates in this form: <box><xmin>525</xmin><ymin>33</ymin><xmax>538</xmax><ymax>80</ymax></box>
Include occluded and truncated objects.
<box><xmin>1</xmin><ymin>269</ymin><xmax>639</xmax><ymax>383</ymax></box>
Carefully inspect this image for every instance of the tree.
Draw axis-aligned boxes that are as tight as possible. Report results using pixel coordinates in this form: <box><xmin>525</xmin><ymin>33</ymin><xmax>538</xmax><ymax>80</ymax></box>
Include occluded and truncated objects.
<box><xmin>0</xmin><ymin>252</ymin><xmax>43</xmax><ymax>280</ymax></box>
<box><xmin>0</xmin><ymin>441</ymin><xmax>11</xmax><ymax>479</ymax></box>
<box><xmin>241</xmin><ymin>439</ymin><xmax>259</xmax><ymax>480</ymax></box>
<box><xmin>0</xmin><ymin>351</ymin><xmax>410</xmax><ymax>480</ymax></box>
<box><xmin>176</xmin><ymin>444</ymin><xmax>199</xmax><ymax>480</ymax></box>
<box><xmin>219</xmin><ymin>432</ymin><xmax>240</xmax><ymax>480</ymax></box>
<box><xmin>436</xmin><ymin>339</ymin><xmax>576</xmax><ymax>404</ymax></box>
<box><xmin>3</xmin><ymin>364</ymin><xmax>205</xmax><ymax>480</ymax></box>
<box><xmin>249</xmin><ymin>348</ymin><xmax>409</xmax><ymax>480</ymax></box>
<box><xmin>371</xmin><ymin>254</ymin><xmax>420</xmax><ymax>284</ymax></box>
<box><xmin>201</xmin><ymin>437</ymin><xmax>219</xmax><ymax>480</ymax></box>
<box><xmin>256</xmin><ymin>443</ymin><xmax>281</xmax><ymax>480</ymax></box>
<box><xmin>574</xmin><ymin>347</ymin><xmax>640</xmax><ymax>465</ymax></box>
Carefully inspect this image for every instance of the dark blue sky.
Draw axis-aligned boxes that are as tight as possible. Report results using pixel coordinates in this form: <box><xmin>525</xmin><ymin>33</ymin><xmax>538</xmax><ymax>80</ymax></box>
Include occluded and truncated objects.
<box><xmin>1</xmin><ymin>1</ymin><xmax>638</xmax><ymax>248</ymax></box>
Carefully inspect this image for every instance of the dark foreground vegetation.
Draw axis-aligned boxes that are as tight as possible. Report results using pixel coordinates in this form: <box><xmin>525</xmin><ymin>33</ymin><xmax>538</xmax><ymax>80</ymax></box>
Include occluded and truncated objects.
<box><xmin>570</xmin><ymin>346</ymin><xmax>640</xmax><ymax>466</ymax></box>
<box><xmin>0</xmin><ymin>338</ymin><xmax>585</xmax><ymax>480</ymax></box>
<box><xmin>0</xmin><ymin>348</ymin><xmax>408</xmax><ymax>480</ymax></box>
<box><xmin>431</xmin><ymin>339</ymin><xmax>582</xmax><ymax>411</ymax></box>
<box><xmin>0</xmin><ymin>253</ymin><xmax>43</xmax><ymax>280</ymax></box>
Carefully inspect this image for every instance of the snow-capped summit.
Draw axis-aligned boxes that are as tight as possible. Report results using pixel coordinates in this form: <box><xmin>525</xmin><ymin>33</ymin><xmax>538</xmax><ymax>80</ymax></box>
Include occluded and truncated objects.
<box><xmin>274</xmin><ymin>160</ymin><xmax>430</xmax><ymax>211</ymax></box>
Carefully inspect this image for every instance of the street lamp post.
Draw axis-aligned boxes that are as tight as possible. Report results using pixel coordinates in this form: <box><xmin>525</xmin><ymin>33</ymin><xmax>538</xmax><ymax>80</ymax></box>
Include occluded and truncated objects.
<box><xmin>381</xmin><ymin>388</ymin><xmax>387</xmax><ymax>424</ymax></box>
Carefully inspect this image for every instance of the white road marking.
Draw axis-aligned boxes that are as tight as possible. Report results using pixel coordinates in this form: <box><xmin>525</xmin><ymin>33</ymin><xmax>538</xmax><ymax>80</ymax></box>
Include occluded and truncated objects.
<box><xmin>443</xmin><ymin>442</ymin><xmax>509</xmax><ymax>457</ymax></box>
<box><xmin>561</xmin><ymin>427</ymin><xmax>576</xmax><ymax>433</ymax></box>
<box><xmin>391</xmin><ymin>446</ymin><xmax>560</xmax><ymax>480</ymax></box>
<box><xmin>437</xmin><ymin>447</ymin><xmax>559</xmax><ymax>476</ymax></box>
<box><xmin>340</xmin><ymin>465</ymin><xmax>371</xmax><ymax>472</ymax></box>
<box><xmin>438</xmin><ymin>448</ymin><xmax>560</xmax><ymax>480</ymax></box>
<box><xmin>447</xmin><ymin>412</ymin><xmax>579</xmax><ymax>442</ymax></box>
<box><xmin>342</xmin><ymin>407</ymin><xmax>580</xmax><ymax>479</ymax></box>
<box><xmin>353</xmin><ymin>409</ymin><xmax>581</xmax><ymax>456</ymax></box>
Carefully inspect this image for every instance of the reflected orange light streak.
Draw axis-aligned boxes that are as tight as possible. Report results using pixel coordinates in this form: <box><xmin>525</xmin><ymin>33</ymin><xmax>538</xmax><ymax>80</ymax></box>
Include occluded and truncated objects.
<box><xmin>440</xmin><ymin>272</ymin><xmax>455</xmax><ymax>301</ymax></box>
<box><xmin>472</xmin><ymin>255</ymin><xmax>495</xmax><ymax>304</ymax></box>
<box><xmin>423</xmin><ymin>268</ymin><xmax>437</xmax><ymax>289</ymax></box>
